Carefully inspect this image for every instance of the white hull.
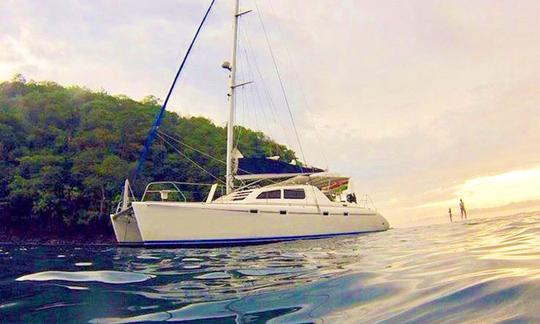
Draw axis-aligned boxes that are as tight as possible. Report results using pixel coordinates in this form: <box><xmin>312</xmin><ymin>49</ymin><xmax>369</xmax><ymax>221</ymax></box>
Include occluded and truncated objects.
<box><xmin>111</xmin><ymin>201</ymin><xmax>389</xmax><ymax>246</ymax></box>
<box><xmin>110</xmin><ymin>208</ymin><xmax>143</xmax><ymax>243</ymax></box>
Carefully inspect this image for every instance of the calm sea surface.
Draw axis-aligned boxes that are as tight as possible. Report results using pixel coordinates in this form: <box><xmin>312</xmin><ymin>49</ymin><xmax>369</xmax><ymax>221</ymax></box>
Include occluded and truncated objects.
<box><xmin>1</xmin><ymin>212</ymin><xmax>540</xmax><ymax>323</ymax></box>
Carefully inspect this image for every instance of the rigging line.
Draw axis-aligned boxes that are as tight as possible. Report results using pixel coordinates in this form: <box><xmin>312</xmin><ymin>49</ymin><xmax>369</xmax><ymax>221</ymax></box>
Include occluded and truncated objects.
<box><xmin>239</xmin><ymin>49</ymin><xmax>257</xmax><ymax>141</ymax></box>
<box><xmin>254</xmin><ymin>0</ymin><xmax>307</xmax><ymax>170</ymax></box>
<box><xmin>234</xmin><ymin>61</ymin><xmax>246</xmax><ymax>149</ymax></box>
<box><xmin>234</xmin><ymin>31</ymin><xmax>247</xmax><ymax>151</ymax></box>
<box><xmin>156</xmin><ymin>133</ymin><xmax>226</xmax><ymax>185</ymax></box>
<box><xmin>234</xmin><ymin>91</ymin><xmax>244</xmax><ymax>148</ymax></box>
<box><xmin>241</xmin><ymin>41</ymin><xmax>259</xmax><ymax>137</ymax></box>
<box><xmin>158</xmin><ymin>131</ymin><xmax>283</xmax><ymax>187</ymax></box>
<box><xmin>157</xmin><ymin>130</ymin><xmax>224</xmax><ymax>165</ymax></box>
<box><xmin>267</xmin><ymin>1</ymin><xmax>329</xmax><ymax>170</ymax></box>
<box><xmin>245</xmin><ymin>83</ymin><xmax>257</xmax><ymax>138</ymax></box>
<box><xmin>240</xmin><ymin>33</ymin><xmax>278</xmax><ymax>150</ymax></box>
<box><xmin>156</xmin><ymin>129</ymin><xmax>258</xmax><ymax>177</ymax></box>
<box><xmin>241</xmin><ymin>24</ymin><xmax>293</xmax><ymax>150</ymax></box>
<box><xmin>243</xmin><ymin>50</ymin><xmax>263</xmax><ymax>135</ymax></box>
<box><xmin>132</xmin><ymin>0</ymin><xmax>217</xmax><ymax>183</ymax></box>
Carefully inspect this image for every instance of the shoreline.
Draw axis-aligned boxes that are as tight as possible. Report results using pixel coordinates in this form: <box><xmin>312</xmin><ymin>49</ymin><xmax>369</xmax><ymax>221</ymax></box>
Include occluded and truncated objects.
<box><xmin>0</xmin><ymin>230</ymin><xmax>117</xmax><ymax>246</ymax></box>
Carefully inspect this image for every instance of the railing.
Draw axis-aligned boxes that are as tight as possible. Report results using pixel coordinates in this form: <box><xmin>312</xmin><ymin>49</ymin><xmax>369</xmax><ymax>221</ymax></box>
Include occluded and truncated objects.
<box><xmin>141</xmin><ymin>182</ymin><xmax>224</xmax><ymax>203</ymax></box>
<box><xmin>357</xmin><ymin>193</ymin><xmax>377</xmax><ymax>211</ymax></box>
<box><xmin>332</xmin><ymin>192</ymin><xmax>378</xmax><ymax>211</ymax></box>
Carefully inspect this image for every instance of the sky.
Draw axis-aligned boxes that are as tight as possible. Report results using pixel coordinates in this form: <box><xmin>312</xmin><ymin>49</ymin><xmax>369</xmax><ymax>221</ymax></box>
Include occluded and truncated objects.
<box><xmin>1</xmin><ymin>0</ymin><xmax>539</xmax><ymax>227</ymax></box>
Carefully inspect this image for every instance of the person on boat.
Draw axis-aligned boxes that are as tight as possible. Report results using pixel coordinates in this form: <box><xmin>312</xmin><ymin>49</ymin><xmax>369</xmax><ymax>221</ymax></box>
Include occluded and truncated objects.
<box><xmin>448</xmin><ymin>208</ymin><xmax>453</xmax><ymax>222</ymax></box>
<box><xmin>459</xmin><ymin>199</ymin><xmax>467</xmax><ymax>220</ymax></box>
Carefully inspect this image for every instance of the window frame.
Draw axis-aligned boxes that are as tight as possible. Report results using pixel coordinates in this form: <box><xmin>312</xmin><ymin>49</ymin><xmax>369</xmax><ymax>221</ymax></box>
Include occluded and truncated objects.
<box><xmin>283</xmin><ymin>188</ymin><xmax>306</xmax><ymax>200</ymax></box>
<box><xmin>256</xmin><ymin>189</ymin><xmax>282</xmax><ymax>199</ymax></box>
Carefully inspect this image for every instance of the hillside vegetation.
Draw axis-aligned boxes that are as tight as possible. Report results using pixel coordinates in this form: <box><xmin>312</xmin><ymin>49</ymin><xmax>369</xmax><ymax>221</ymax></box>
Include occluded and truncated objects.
<box><xmin>0</xmin><ymin>76</ymin><xmax>296</xmax><ymax>238</ymax></box>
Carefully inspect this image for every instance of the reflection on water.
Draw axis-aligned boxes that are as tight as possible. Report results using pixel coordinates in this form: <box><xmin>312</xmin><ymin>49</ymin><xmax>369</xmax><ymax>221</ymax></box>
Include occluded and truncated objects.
<box><xmin>16</xmin><ymin>271</ymin><xmax>154</xmax><ymax>284</ymax></box>
<box><xmin>1</xmin><ymin>212</ymin><xmax>540</xmax><ymax>322</ymax></box>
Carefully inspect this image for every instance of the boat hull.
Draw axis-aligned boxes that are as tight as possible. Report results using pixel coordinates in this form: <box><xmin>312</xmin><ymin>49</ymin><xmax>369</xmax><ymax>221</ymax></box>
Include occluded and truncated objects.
<box><xmin>110</xmin><ymin>207</ymin><xmax>143</xmax><ymax>244</ymax></box>
<box><xmin>112</xmin><ymin>202</ymin><xmax>389</xmax><ymax>247</ymax></box>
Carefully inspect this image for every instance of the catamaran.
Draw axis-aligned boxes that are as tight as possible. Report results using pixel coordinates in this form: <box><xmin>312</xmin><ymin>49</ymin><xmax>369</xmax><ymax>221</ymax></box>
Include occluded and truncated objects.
<box><xmin>110</xmin><ymin>0</ymin><xmax>389</xmax><ymax>247</ymax></box>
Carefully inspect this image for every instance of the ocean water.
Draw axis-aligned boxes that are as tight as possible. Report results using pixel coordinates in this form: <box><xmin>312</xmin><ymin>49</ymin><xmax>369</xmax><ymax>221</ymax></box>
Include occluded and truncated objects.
<box><xmin>1</xmin><ymin>212</ymin><xmax>540</xmax><ymax>323</ymax></box>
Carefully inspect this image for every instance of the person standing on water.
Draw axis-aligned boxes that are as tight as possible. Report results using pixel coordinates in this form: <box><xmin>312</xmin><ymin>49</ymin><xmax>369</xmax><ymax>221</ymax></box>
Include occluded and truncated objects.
<box><xmin>448</xmin><ymin>208</ymin><xmax>453</xmax><ymax>222</ymax></box>
<box><xmin>459</xmin><ymin>199</ymin><xmax>467</xmax><ymax>220</ymax></box>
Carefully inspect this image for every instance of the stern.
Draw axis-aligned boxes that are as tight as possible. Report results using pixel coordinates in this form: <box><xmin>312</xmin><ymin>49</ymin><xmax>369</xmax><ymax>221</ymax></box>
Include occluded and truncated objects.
<box><xmin>110</xmin><ymin>207</ymin><xmax>143</xmax><ymax>245</ymax></box>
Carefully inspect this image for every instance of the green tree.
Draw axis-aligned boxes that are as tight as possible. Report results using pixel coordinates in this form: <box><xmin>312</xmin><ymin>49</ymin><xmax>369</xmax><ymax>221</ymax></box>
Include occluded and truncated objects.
<box><xmin>0</xmin><ymin>78</ymin><xmax>298</xmax><ymax>238</ymax></box>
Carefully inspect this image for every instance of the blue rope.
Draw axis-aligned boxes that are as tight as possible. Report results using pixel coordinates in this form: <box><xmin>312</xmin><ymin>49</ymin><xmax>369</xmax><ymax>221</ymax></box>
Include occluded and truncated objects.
<box><xmin>132</xmin><ymin>0</ymin><xmax>216</xmax><ymax>184</ymax></box>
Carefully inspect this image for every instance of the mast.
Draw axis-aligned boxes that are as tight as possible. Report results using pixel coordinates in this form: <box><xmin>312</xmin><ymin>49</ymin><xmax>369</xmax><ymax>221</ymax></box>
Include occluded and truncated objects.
<box><xmin>226</xmin><ymin>0</ymin><xmax>240</xmax><ymax>194</ymax></box>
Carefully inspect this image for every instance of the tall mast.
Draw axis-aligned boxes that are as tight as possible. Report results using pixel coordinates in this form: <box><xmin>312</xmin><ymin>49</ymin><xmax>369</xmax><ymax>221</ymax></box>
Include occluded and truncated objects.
<box><xmin>226</xmin><ymin>0</ymin><xmax>240</xmax><ymax>194</ymax></box>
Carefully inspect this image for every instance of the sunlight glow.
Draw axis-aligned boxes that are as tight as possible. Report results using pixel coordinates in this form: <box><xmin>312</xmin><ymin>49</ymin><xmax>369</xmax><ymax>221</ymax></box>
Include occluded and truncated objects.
<box><xmin>456</xmin><ymin>166</ymin><xmax>540</xmax><ymax>209</ymax></box>
<box><xmin>416</xmin><ymin>165</ymin><xmax>540</xmax><ymax>211</ymax></box>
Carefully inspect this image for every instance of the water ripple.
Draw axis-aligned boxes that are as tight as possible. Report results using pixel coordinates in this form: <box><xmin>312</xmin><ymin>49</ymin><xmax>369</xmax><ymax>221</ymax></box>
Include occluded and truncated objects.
<box><xmin>2</xmin><ymin>212</ymin><xmax>540</xmax><ymax>322</ymax></box>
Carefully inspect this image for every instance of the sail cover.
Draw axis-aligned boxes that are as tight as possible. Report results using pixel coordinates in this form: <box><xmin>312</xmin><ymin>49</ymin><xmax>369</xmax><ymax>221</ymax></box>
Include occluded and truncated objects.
<box><xmin>235</xmin><ymin>157</ymin><xmax>324</xmax><ymax>180</ymax></box>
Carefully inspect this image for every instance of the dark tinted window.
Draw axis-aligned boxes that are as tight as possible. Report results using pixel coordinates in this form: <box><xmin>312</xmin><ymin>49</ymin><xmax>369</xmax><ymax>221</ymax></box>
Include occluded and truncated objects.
<box><xmin>284</xmin><ymin>189</ymin><xmax>306</xmax><ymax>199</ymax></box>
<box><xmin>257</xmin><ymin>190</ymin><xmax>281</xmax><ymax>199</ymax></box>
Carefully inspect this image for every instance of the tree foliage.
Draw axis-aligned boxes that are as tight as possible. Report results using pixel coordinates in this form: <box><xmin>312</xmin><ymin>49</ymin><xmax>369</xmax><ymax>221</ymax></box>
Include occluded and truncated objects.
<box><xmin>0</xmin><ymin>78</ymin><xmax>296</xmax><ymax>234</ymax></box>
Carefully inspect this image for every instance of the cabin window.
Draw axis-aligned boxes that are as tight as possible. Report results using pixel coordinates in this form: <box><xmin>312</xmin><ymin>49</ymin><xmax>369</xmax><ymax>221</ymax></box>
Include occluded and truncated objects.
<box><xmin>284</xmin><ymin>189</ymin><xmax>306</xmax><ymax>199</ymax></box>
<box><xmin>257</xmin><ymin>190</ymin><xmax>281</xmax><ymax>199</ymax></box>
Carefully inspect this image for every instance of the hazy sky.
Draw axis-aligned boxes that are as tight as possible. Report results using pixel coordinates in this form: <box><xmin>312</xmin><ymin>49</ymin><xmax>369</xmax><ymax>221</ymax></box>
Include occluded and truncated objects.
<box><xmin>1</xmin><ymin>0</ymin><xmax>539</xmax><ymax>227</ymax></box>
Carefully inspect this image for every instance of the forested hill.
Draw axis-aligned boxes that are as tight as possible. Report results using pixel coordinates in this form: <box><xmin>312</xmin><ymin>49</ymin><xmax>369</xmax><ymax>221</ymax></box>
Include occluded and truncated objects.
<box><xmin>0</xmin><ymin>76</ymin><xmax>296</xmax><ymax>239</ymax></box>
